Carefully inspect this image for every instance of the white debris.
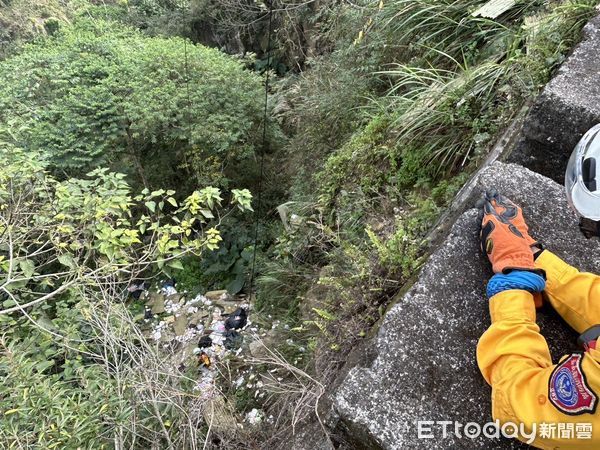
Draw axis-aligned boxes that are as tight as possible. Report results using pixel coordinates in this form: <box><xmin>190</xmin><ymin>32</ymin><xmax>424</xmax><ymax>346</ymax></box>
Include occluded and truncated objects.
<box><xmin>139</xmin><ymin>284</ymin><xmax>257</xmax><ymax>416</ymax></box>
<box><xmin>235</xmin><ymin>376</ymin><xmax>245</xmax><ymax>388</ymax></box>
<box><xmin>151</xmin><ymin>321</ymin><xmax>167</xmax><ymax>341</ymax></box>
<box><xmin>193</xmin><ymin>374</ymin><xmax>217</xmax><ymax>401</ymax></box>
<box><xmin>175</xmin><ymin>326</ymin><xmax>200</xmax><ymax>343</ymax></box>
<box><xmin>189</xmin><ymin>293</ymin><xmax>211</xmax><ymax>306</ymax></box>
<box><xmin>161</xmin><ymin>285</ymin><xmax>177</xmax><ymax>296</ymax></box>
<box><xmin>472</xmin><ymin>0</ymin><xmax>515</xmax><ymax>18</ymax></box>
<box><xmin>164</xmin><ymin>298</ymin><xmax>181</xmax><ymax>314</ymax></box>
<box><xmin>211</xmin><ymin>321</ymin><xmax>226</xmax><ymax>333</ymax></box>
<box><xmin>245</xmin><ymin>408</ymin><xmax>263</xmax><ymax>426</ymax></box>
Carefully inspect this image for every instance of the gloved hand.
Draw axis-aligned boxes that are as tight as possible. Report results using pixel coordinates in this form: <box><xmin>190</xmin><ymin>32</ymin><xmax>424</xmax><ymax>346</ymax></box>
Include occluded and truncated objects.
<box><xmin>479</xmin><ymin>191</ymin><xmax>546</xmax><ymax>305</ymax></box>
<box><xmin>479</xmin><ymin>191</ymin><xmax>541</xmax><ymax>274</ymax></box>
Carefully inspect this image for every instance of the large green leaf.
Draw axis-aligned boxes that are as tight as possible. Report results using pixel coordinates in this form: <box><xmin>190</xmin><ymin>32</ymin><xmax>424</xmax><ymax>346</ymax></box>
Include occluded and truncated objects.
<box><xmin>19</xmin><ymin>259</ymin><xmax>35</xmax><ymax>278</ymax></box>
<box><xmin>58</xmin><ymin>253</ymin><xmax>77</xmax><ymax>270</ymax></box>
<box><xmin>226</xmin><ymin>271</ymin><xmax>246</xmax><ymax>295</ymax></box>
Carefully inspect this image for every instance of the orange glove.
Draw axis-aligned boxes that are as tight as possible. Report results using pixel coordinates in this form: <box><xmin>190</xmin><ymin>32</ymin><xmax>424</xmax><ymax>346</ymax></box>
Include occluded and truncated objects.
<box><xmin>485</xmin><ymin>191</ymin><xmax>538</xmax><ymax>247</ymax></box>
<box><xmin>479</xmin><ymin>191</ymin><xmax>540</xmax><ymax>275</ymax></box>
<box><xmin>479</xmin><ymin>192</ymin><xmax>546</xmax><ymax>307</ymax></box>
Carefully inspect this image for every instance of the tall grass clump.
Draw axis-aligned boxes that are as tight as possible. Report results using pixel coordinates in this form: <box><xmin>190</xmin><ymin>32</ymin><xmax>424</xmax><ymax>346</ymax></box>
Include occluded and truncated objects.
<box><xmin>319</xmin><ymin>0</ymin><xmax>599</xmax><ymax>199</ymax></box>
<box><xmin>382</xmin><ymin>0</ymin><xmax>597</xmax><ymax>175</ymax></box>
<box><xmin>377</xmin><ymin>0</ymin><xmax>523</xmax><ymax>66</ymax></box>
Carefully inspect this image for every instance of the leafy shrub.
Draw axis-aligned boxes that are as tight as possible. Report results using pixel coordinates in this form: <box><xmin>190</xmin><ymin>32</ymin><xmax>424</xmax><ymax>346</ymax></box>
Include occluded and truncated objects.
<box><xmin>317</xmin><ymin>113</ymin><xmax>394</xmax><ymax>204</ymax></box>
<box><xmin>0</xmin><ymin>17</ymin><xmax>268</xmax><ymax>192</ymax></box>
<box><xmin>0</xmin><ymin>299</ymin><xmax>124</xmax><ymax>449</ymax></box>
<box><xmin>0</xmin><ymin>339</ymin><xmax>117</xmax><ymax>448</ymax></box>
<box><xmin>177</xmin><ymin>227</ymin><xmax>255</xmax><ymax>295</ymax></box>
<box><xmin>0</xmin><ymin>141</ymin><xmax>254</xmax><ymax>312</ymax></box>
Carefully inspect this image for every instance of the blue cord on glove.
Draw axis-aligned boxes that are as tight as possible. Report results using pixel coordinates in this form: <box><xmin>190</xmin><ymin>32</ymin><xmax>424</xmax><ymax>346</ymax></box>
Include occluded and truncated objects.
<box><xmin>487</xmin><ymin>270</ymin><xmax>546</xmax><ymax>299</ymax></box>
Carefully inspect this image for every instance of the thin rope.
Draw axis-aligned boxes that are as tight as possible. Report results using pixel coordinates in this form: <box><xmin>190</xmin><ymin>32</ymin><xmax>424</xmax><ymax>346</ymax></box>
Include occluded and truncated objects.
<box><xmin>249</xmin><ymin>4</ymin><xmax>274</xmax><ymax>290</ymax></box>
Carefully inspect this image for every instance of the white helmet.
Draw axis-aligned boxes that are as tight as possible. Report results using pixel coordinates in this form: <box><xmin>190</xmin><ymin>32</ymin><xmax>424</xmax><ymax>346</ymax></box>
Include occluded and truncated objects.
<box><xmin>565</xmin><ymin>124</ymin><xmax>600</xmax><ymax>235</ymax></box>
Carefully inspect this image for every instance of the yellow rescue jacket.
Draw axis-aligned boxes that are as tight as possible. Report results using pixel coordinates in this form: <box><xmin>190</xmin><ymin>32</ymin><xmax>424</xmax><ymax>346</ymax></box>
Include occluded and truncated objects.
<box><xmin>478</xmin><ymin>251</ymin><xmax>600</xmax><ymax>449</ymax></box>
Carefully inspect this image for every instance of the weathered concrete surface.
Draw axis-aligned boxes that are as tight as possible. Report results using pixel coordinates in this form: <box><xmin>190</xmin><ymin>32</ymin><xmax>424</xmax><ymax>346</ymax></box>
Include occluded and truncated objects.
<box><xmin>510</xmin><ymin>13</ymin><xmax>600</xmax><ymax>182</ymax></box>
<box><xmin>333</xmin><ymin>162</ymin><xmax>600</xmax><ymax>449</ymax></box>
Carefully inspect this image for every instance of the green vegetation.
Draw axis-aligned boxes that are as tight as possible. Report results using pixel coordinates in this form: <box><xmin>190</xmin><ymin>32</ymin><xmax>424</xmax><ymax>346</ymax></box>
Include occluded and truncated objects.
<box><xmin>0</xmin><ymin>144</ymin><xmax>253</xmax><ymax>447</ymax></box>
<box><xmin>0</xmin><ymin>18</ymin><xmax>266</xmax><ymax>191</ymax></box>
<box><xmin>313</xmin><ymin>0</ymin><xmax>596</xmax><ymax>202</ymax></box>
<box><xmin>0</xmin><ymin>0</ymin><xmax>71</xmax><ymax>57</ymax></box>
<box><xmin>0</xmin><ymin>0</ymin><xmax>598</xmax><ymax>447</ymax></box>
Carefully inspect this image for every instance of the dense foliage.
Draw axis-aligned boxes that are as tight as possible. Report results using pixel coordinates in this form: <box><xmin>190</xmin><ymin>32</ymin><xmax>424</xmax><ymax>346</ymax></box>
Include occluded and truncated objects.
<box><xmin>0</xmin><ymin>18</ymin><xmax>267</xmax><ymax>191</ymax></box>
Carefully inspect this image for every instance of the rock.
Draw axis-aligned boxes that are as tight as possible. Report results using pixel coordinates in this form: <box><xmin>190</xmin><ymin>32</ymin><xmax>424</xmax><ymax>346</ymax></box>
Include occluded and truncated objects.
<box><xmin>512</xmin><ymin>14</ymin><xmax>600</xmax><ymax>182</ymax></box>
<box><xmin>214</xmin><ymin>299</ymin><xmax>241</xmax><ymax>314</ymax></box>
<box><xmin>290</xmin><ymin>421</ymin><xmax>334</xmax><ymax>450</ymax></box>
<box><xmin>166</xmin><ymin>293</ymin><xmax>184</xmax><ymax>304</ymax></box>
<box><xmin>147</xmin><ymin>292</ymin><xmax>165</xmax><ymax>314</ymax></box>
<box><xmin>249</xmin><ymin>339</ymin><xmax>269</xmax><ymax>359</ymax></box>
<box><xmin>173</xmin><ymin>315</ymin><xmax>188</xmax><ymax>336</ymax></box>
<box><xmin>332</xmin><ymin>162</ymin><xmax>600</xmax><ymax>449</ymax></box>
<box><xmin>249</xmin><ymin>330</ymin><xmax>282</xmax><ymax>358</ymax></box>
<box><xmin>205</xmin><ymin>290</ymin><xmax>230</xmax><ymax>301</ymax></box>
<box><xmin>188</xmin><ymin>311</ymin><xmax>208</xmax><ymax>329</ymax></box>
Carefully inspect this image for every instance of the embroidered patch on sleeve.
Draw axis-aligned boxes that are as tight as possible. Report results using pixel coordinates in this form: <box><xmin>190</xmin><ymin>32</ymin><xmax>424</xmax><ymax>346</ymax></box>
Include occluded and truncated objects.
<box><xmin>549</xmin><ymin>353</ymin><xmax>598</xmax><ymax>415</ymax></box>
